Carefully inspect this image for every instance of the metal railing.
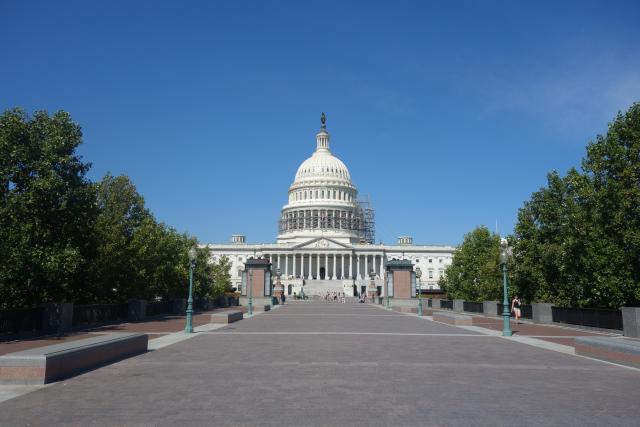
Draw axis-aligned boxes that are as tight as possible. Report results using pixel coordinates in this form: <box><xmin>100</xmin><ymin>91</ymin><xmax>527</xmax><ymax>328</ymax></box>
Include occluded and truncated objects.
<box><xmin>72</xmin><ymin>303</ymin><xmax>128</xmax><ymax>326</ymax></box>
<box><xmin>552</xmin><ymin>306</ymin><xmax>622</xmax><ymax>330</ymax></box>
<box><xmin>440</xmin><ymin>300</ymin><xmax>453</xmax><ymax>310</ymax></box>
<box><xmin>146</xmin><ymin>301</ymin><xmax>173</xmax><ymax>317</ymax></box>
<box><xmin>497</xmin><ymin>303</ymin><xmax>532</xmax><ymax>319</ymax></box>
<box><xmin>0</xmin><ymin>307</ymin><xmax>44</xmax><ymax>335</ymax></box>
<box><xmin>463</xmin><ymin>301</ymin><xmax>484</xmax><ymax>313</ymax></box>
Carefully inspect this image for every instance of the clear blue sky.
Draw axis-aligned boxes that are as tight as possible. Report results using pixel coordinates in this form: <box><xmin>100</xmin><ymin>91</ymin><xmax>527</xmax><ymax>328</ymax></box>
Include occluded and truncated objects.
<box><xmin>2</xmin><ymin>1</ymin><xmax>639</xmax><ymax>245</ymax></box>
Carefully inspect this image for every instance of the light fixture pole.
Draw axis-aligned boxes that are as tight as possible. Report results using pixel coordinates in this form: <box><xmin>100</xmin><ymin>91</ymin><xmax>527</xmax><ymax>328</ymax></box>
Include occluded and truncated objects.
<box><xmin>185</xmin><ymin>247</ymin><xmax>197</xmax><ymax>334</ymax></box>
<box><xmin>500</xmin><ymin>238</ymin><xmax>512</xmax><ymax>337</ymax></box>
<box><xmin>385</xmin><ymin>271</ymin><xmax>391</xmax><ymax>310</ymax></box>
<box><xmin>416</xmin><ymin>267</ymin><xmax>423</xmax><ymax>317</ymax></box>
<box><xmin>248</xmin><ymin>268</ymin><xmax>253</xmax><ymax>316</ymax></box>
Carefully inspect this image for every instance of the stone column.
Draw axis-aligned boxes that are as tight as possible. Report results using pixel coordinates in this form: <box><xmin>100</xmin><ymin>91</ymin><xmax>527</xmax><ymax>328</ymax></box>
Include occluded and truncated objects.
<box><xmin>341</xmin><ymin>254</ymin><xmax>345</xmax><ymax>280</ymax></box>
<box><xmin>373</xmin><ymin>255</ymin><xmax>377</xmax><ymax>277</ymax></box>
<box><xmin>293</xmin><ymin>254</ymin><xmax>297</xmax><ymax>278</ymax></box>
<box><xmin>316</xmin><ymin>254</ymin><xmax>320</xmax><ymax>279</ymax></box>
<box><xmin>333</xmin><ymin>253</ymin><xmax>337</xmax><ymax>279</ymax></box>
<box><xmin>365</xmin><ymin>255</ymin><xmax>369</xmax><ymax>278</ymax></box>
<box><xmin>285</xmin><ymin>254</ymin><xmax>289</xmax><ymax>277</ymax></box>
<box><xmin>357</xmin><ymin>254</ymin><xmax>361</xmax><ymax>279</ymax></box>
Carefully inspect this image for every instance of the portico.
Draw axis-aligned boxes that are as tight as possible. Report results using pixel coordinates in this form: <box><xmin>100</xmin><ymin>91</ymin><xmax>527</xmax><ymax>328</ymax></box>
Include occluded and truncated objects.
<box><xmin>265</xmin><ymin>250</ymin><xmax>385</xmax><ymax>280</ymax></box>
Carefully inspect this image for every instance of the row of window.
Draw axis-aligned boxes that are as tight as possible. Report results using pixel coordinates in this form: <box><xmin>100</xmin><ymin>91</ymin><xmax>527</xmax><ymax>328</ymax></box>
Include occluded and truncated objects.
<box><xmin>290</xmin><ymin>188</ymin><xmax>354</xmax><ymax>203</ymax></box>
<box><xmin>279</xmin><ymin>209</ymin><xmax>362</xmax><ymax>232</ymax></box>
<box><xmin>415</xmin><ymin>258</ymin><xmax>446</xmax><ymax>264</ymax></box>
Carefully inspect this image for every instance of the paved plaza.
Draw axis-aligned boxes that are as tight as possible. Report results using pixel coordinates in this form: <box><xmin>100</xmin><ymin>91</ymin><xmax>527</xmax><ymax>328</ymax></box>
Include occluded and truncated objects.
<box><xmin>1</xmin><ymin>302</ymin><xmax>639</xmax><ymax>426</ymax></box>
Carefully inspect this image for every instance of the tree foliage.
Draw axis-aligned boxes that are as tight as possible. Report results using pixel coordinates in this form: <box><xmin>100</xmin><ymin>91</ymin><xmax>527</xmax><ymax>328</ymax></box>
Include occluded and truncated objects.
<box><xmin>0</xmin><ymin>109</ymin><xmax>96</xmax><ymax>307</ymax></box>
<box><xmin>513</xmin><ymin>103</ymin><xmax>640</xmax><ymax>308</ymax></box>
<box><xmin>439</xmin><ymin>226</ymin><xmax>504</xmax><ymax>301</ymax></box>
<box><xmin>0</xmin><ymin>108</ymin><xmax>217</xmax><ymax>308</ymax></box>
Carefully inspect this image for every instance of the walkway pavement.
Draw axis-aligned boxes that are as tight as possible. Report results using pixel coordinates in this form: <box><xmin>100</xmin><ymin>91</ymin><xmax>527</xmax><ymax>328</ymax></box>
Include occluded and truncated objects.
<box><xmin>1</xmin><ymin>302</ymin><xmax>639</xmax><ymax>426</ymax></box>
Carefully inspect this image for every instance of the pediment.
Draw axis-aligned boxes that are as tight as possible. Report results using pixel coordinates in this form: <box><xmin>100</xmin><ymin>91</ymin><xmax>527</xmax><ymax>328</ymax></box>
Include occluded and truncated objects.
<box><xmin>293</xmin><ymin>238</ymin><xmax>352</xmax><ymax>250</ymax></box>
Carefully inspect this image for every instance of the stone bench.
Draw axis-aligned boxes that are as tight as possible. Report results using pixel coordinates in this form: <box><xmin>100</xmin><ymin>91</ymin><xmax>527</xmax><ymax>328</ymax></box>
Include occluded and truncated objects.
<box><xmin>400</xmin><ymin>307</ymin><xmax>417</xmax><ymax>314</ymax></box>
<box><xmin>433</xmin><ymin>311</ymin><xmax>473</xmax><ymax>326</ymax></box>
<box><xmin>210</xmin><ymin>310</ymin><xmax>244</xmax><ymax>324</ymax></box>
<box><xmin>575</xmin><ymin>336</ymin><xmax>640</xmax><ymax>369</ymax></box>
<box><xmin>0</xmin><ymin>332</ymin><xmax>148</xmax><ymax>385</ymax></box>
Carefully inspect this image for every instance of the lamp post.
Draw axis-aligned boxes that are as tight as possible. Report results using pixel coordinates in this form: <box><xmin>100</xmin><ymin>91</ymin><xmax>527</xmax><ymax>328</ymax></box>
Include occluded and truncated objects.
<box><xmin>385</xmin><ymin>271</ymin><xmax>391</xmax><ymax>310</ymax></box>
<box><xmin>500</xmin><ymin>238</ymin><xmax>512</xmax><ymax>337</ymax></box>
<box><xmin>185</xmin><ymin>247</ymin><xmax>197</xmax><ymax>334</ymax></box>
<box><xmin>416</xmin><ymin>267</ymin><xmax>423</xmax><ymax>317</ymax></box>
<box><xmin>248</xmin><ymin>268</ymin><xmax>253</xmax><ymax>316</ymax></box>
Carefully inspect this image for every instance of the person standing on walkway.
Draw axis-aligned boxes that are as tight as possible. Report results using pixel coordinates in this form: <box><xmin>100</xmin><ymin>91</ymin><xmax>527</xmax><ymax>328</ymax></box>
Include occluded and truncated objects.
<box><xmin>511</xmin><ymin>295</ymin><xmax>522</xmax><ymax>324</ymax></box>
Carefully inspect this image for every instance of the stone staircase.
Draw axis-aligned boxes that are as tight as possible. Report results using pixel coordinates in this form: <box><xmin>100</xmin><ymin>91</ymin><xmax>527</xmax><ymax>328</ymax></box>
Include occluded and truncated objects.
<box><xmin>303</xmin><ymin>279</ymin><xmax>349</xmax><ymax>296</ymax></box>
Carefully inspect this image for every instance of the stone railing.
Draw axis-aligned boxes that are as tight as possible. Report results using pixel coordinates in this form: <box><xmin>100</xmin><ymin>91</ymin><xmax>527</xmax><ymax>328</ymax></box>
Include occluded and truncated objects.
<box><xmin>426</xmin><ymin>298</ymin><xmax>640</xmax><ymax>338</ymax></box>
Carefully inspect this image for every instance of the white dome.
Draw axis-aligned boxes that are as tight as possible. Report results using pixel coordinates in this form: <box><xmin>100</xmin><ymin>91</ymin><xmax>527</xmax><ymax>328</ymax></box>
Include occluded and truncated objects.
<box><xmin>278</xmin><ymin>114</ymin><xmax>363</xmax><ymax>245</ymax></box>
<box><xmin>294</xmin><ymin>149</ymin><xmax>352</xmax><ymax>184</ymax></box>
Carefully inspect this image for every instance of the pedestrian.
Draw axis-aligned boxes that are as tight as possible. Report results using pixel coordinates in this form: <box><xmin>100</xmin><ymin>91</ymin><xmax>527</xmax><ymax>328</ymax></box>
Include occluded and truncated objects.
<box><xmin>282</xmin><ymin>293</ymin><xmax>286</xmax><ymax>305</ymax></box>
<box><xmin>511</xmin><ymin>295</ymin><xmax>522</xmax><ymax>324</ymax></box>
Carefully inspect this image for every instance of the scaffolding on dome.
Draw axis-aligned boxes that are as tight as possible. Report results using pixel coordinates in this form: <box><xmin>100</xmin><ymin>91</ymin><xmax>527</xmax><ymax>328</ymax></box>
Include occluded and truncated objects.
<box><xmin>356</xmin><ymin>195</ymin><xmax>375</xmax><ymax>244</ymax></box>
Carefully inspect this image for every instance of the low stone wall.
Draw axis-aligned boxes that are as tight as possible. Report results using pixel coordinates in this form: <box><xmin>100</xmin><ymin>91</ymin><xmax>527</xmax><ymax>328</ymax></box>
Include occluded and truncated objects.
<box><xmin>433</xmin><ymin>311</ymin><xmax>473</xmax><ymax>326</ymax></box>
<box><xmin>575</xmin><ymin>336</ymin><xmax>640</xmax><ymax>369</ymax></box>
<box><xmin>0</xmin><ymin>332</ymin><xmax>148</xmax><ymax>385</ymax></box>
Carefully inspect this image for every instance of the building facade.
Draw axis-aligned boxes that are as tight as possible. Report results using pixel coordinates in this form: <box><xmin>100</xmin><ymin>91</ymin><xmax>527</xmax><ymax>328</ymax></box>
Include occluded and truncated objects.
<box><xmin>206</xmin><ymin>114</ymin><xmax>455</xmax><ymax>296</ymax></box>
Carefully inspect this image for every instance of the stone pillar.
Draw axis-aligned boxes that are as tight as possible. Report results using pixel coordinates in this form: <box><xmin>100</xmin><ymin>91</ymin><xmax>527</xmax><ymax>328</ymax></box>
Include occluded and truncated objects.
<box><xmin>333</xmin><ymin>254</ymin><xmax>337</xmax><ymax>279</ymax></box>
<box><xmin>385</xmin><ymin>259</ymin><xmax>415</xmax><ymax>302</ymax></box>
<box><xmin>453</xmin><ymin>299</ymin><xmax>464</xmax><ymax>312</ymax></box>
<box><xmin>293</xmin><ymin>254</ymin><xmax>297</xmax><ymax>278</ymax></box>
<box><xmin>341</xmin><ymin>255</ymin><xmax>345</xmax><ymax>279</ymax></box>
<box><xmin>532</xmin><ymin>303</ymin><xmax>554</xmax><ymax>324</ymax></box>
<box><xmin>42</xmin><ymin>303</ymin><xmax>74</xmax><ymax>334</ymax></box>
<box><xmin>307</xmin><ymin>254</ymin><xmax>312</xmax><ymax>280</ymax></box>
<box><xmin>316</xmin><ymin>254</ymin><xmax>320</xmax><ymax>279</ymax></box>
<box><xmin>483</xmin><ymin>301</ymin><xmax>498</xmax><ymax>317</ymax></box>
<box><xmin>285</xmin><ymin>254</ymin><xmax>289</xmax><ymax>277</ymax></box>
<box><xmin>432</xmin><ymin>298</ymin><xmax>442</xmax><ymax>310</ymax></box>
<box><xmin>357</xmin><ymin>255</ymin><xmax>361</xmax><ymax>279</ymax></box>
<box><xmin>365</xmin><ymin>255</ymin><xmax>369</xmax><ymax>277</ymax></box>
<box><xmin>128</xmin><ymin>299</ymin><xmax>147</xmax><ymax>321</ymax></box>
<box><xmin>373</xmin><ymin>256</ymin><xmax>377</xmax><ymax>277</ymax></box>
<box><xmin>622</xmin><ymin>307</ymin><xmax>640</xmax><ymax>338</ymax></box>
<box><xmin>347</xmin><ymin>254</ymin><xmax>351</xmax><ymax>278</ymax></box>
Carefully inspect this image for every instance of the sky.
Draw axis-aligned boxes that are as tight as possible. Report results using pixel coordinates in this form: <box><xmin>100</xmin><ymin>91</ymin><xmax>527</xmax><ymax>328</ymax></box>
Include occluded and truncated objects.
<box><xmin>2</xmin><ymin>1</ymin><xmax>639</xmax><ymax>246</ymax></box>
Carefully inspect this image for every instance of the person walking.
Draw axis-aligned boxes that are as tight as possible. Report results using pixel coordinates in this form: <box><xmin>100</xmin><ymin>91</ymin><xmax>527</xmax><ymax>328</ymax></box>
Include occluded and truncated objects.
<box><xmin>511</xmin><ymin>295</ymin><xmax>522</xmax><ymax>324</ymax></box>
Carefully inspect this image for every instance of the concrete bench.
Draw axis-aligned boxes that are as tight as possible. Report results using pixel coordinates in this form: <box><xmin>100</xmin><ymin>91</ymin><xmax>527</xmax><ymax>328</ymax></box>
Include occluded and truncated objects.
<box><xmin>0</xmin><ymin>332</ymin><xmax>148</xmax><ymax>385</ymax></box>
<box><xmin>433</xmin><ymin>311</ymin><xmax>473</xmax><ymax>326</ymax></box>
<box><xmin>575</xmin><ymin>336</ymin><xmax>640</xmax><ymax>369</ymax></box>
<box><xmin>400</xmin><ymin>307</ymin><xmax>417</xmax><ymax>314</ymax></box>
<box><xmin>210</xmin><ymin>310</ymin><xmax>244</xmax><ymax>324</ymax></box>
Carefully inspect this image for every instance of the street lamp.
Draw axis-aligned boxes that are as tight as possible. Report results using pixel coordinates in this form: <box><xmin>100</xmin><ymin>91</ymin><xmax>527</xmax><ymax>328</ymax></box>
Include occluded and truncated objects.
<box><xmin>248</xmin><ymin>269</ymin><xmax>253</xmax><ymax>315</ymax></box>
<box><xmin>185</xmin><ymin>246</ymin><xmax>197</xmax><ymax>334</ymax></box>
<box><xmin>500</xmin><ymin>238</ymin><xmax>512</xmax><ymax>337</ymax></box>
<box><xmin>416</xmin><ymin>267</ymin><xmax>423</xmax><ymax>317</ymax></box>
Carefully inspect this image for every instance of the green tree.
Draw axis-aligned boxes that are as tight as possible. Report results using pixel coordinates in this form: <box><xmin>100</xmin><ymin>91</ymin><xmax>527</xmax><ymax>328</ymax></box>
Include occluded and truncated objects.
<box><xmin>439</xmin><ymin>226</ymin><xmax>503</xmax><ymax>301</ymax></box>
<box><xmin>0</xmin><ymin>109</ymin><xmax>96</xmax><ymax>307</ymax></box>
<box><xmin>91</xmin><ymin>174</ymin><xmax>150</xmax><ymax>302</ymax></box>
<box><xmin>513</xmin><ymin>102</ymin><xmax>640</xmax><ymax>308</ymax></box>
<box><xmin>210</xmin><ymin>255</ymin><xmax>232</xmax><ymax>298</ymax></box>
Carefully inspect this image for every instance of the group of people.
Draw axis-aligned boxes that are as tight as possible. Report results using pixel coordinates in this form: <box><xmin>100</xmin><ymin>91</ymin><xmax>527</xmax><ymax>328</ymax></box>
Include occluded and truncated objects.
<box><xmin>323</xmin><ymin>291</ymin><xmax>346</xmax><ymax>304</ymax></box>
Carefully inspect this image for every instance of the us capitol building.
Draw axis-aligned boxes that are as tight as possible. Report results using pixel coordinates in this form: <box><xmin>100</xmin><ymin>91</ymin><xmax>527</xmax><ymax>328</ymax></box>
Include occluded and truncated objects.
<box><xmin>206</xmin><ymin>114</ymin><xmax>455</xmax><ymax>297</ymax></box>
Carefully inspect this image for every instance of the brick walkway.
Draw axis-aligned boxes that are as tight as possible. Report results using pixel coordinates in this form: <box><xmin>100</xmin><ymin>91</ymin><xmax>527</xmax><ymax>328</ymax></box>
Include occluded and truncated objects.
<box><xmin>1</xmin><ymin>301</ymin><xmax>639</xmax><ymax>426</ymax></box>
<box><xmin>467</xmin><ymin>314</ymin><xmax>617</xmax><ymax>347</ymax></box>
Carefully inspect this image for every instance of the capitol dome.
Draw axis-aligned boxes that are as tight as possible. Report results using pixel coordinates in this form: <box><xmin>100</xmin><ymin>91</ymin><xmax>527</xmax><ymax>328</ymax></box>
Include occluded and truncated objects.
<box><xmin>277</xmin><ymin>114</ymin><xmax>365</xmax><ymax>244</ymax></box>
